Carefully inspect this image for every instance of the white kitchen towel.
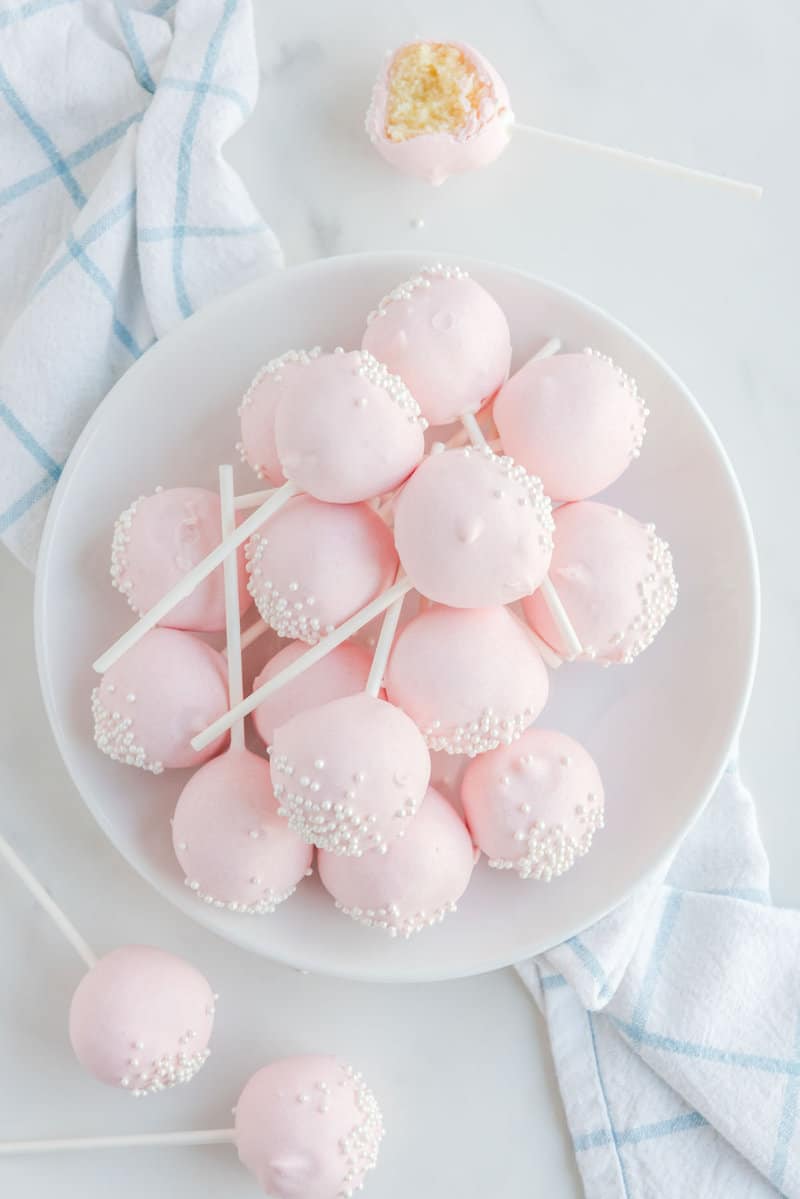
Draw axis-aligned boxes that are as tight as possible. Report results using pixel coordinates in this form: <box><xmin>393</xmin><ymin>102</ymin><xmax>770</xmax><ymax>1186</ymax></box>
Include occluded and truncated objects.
<box><xmin>518</xmin><ymin>765</ymin><xmax>799</xmax><ymax>1198</ymax></box>
<box><xmin>0</xmin><ymin>0</ymin><xmax>281</xmax><ymax>569</ymax></box>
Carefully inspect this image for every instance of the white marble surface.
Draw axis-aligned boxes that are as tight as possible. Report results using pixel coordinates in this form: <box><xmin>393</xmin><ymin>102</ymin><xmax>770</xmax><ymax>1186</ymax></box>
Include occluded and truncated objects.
<box><xmin>1</xmin><ymin>2</ymin><xmax>798</xmax><ymax>1195</ymax></box>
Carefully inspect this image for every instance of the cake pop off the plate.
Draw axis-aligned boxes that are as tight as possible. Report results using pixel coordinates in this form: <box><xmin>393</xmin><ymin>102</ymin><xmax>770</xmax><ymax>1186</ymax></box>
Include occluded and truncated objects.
<box><xmin>366</xmin><ymin>39</ymin><xmax>762</xmax><ymax>197</ymax></box>
<box><xmin>461</xmin><ymin>728</ymin><xmax>605</xmax><ymax>880</ymax></box>
<box><xmin>110</xmin><ymin>486</ymin><xmax>251</xmax><ymax>631</ymax></box>
<box><xmin>0</xmin><ymin>833</ymin><xmax>216</xmax><ymax>1096</ymax></box>
<box><xmin>1</xmin><ymin>1055</ymin><xmax>384</xmax><ymax>1199</ymax></box>
<box><xmin>245</xmin><ymin>494</ymin><xmax>398</xmax><ymax>644</ymax></box>
<box><xmin>493</xmin><ymin>349</ymin><xmax>648</xmax><ymax>502</ymax></box>
<box><xmin>523</xmin><ymin>500</ymin><xmax>678</xmax><ymax>664</ymax></box>
<box><xmin>385</xmin><ymin>604</ymin><xmax>549</xmax><ymax>755</ymax></box>
<box><xmin>365</xmin><ymin>40</ymin><xmax>512</xmax><ymax>185</ymax></box>
<box><xmin>318</xmin><ymin>786</ymin><xmax>477</xmax><ymax>937</ymax></box>
<box><xmin>91</xmin><ymin>626</ymin><xmax>229</xmax><ymax>772</ymax></box>
<box><xmin>171</xmin><ymin>467</ymin><xmax>313</xmax><ymax>916</ymax></box>
<box><xmin>361</xmin><ymin>265</ymin><xmax>511</xmax><ymax>426</ymax></box>
<box><xmin>252</xmin><ymin>640</ymin><xmax>373</xmax><ymax>747</ymax></box>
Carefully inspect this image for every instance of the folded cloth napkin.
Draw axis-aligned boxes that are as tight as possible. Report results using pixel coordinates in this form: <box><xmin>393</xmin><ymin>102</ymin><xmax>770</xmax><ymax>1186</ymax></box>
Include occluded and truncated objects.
<box><xmin>518</xmin><ymin>763</ymin><xmax>798</xmax><ymax>1198</ymax></box>
<box><xmin>0</xmin><ymin>0</ymin><xmax>281</xmax><ymax>569</ymax></box>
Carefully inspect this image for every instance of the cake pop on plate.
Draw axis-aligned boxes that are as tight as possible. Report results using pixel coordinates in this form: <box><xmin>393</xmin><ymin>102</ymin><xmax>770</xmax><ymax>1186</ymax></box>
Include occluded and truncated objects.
<box><xmin>318</xmin><ymin>786</ymin><xmax>477</xmax><ymax>937</ymax></box>
<box><xmin>493</xmin><ymin>349</ymin><xmax>648</xmax><ymax>502</ymax></box>
<box><xmin>385</xmin><ymin>605</ymin><xmax>548</xmax><ymax>755</ymax></box>
<box><xmin>366</xmin><ymin>39</ymin><xmax>762</xmax><ymax>197</ymax></box>
<box><xmin>273</xmin><ymin>347</ymin><xmax>426</xmax><ymax>502</ymax></box>
<box><xmin>461</xmin><ymin>728</ymin><xmax>605</xmax><ymax>880</ymax></box>
<box><xmin>252</xmin><ymin>640</ymin><xmax>373</xmax><ymax>747</ymax></box>
<box><xmin>0</xmin><ymin>833</ymin><xmax>216</xmax><ymax>1095</ymax></box>
<box><xmin>393</xmin><ymin>444</ymin><xmax>554</xmax><ymax>608</ymax></box>
<box><xmin>245</xmin><ymin>494</ymin><xmax>398</xmax><ymax>644</ymax></box>
<box><xmin>362</xmin><ymin>265</ymin><xmax>511</xmax><ymax>427</ymax></box>
<box><xmin>237</xmin><ymin>348</ymin><xmax>315</xmax><ymax>485</ymax></box>
<box><xmin>94</xmin><ymin>349</ymin><xmax>421</xmax><ymax>675</ymax></box>
<box><xmin>523</xmin><ymin>501</ymin><xmax>678</xmax><ymax>664</ymax></box>
<box><xmin>91</xmin><ymin>626</ymin><xmax>229</xmax><ymax>772</ymax></box>
<box><xmin>1</xmin><ymin>1055</ymin><xmax>384</xmax><ymax>1199</ymax></box>
<box><xmin>269</xmin><ymin>589</ymin><xmax>430</xmax><ymax>856</ymax></box>
<box><xmin>110</xmin><ymin>486</ymin><xmax>251</xmax><ymax>631</ymax></box>
<box><xmin>171</xmin><ymin>467</ymin><xmax>313</xmax><ymax>915</ymax></box>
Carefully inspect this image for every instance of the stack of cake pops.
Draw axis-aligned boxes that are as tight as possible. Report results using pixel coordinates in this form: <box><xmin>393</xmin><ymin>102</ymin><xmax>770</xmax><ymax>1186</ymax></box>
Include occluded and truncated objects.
<box><xmin>89</xmin><ymin>263</ymin><xmax>678</xmax><ymax>943</ymax></box>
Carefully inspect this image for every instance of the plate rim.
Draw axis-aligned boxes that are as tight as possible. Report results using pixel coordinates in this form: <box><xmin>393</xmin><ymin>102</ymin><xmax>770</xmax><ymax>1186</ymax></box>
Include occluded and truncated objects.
<box><xmin>33</xmin><ymin>250</ymin><xmax>761</xmax><ymax>983</ymax></box>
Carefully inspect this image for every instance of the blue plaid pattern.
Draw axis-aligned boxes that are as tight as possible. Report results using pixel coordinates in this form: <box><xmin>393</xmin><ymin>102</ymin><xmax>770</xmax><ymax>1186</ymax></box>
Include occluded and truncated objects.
<box><xmin>0</xmin><ymin>0</ymin><xmax>280</xmax><ymax>563</ymax></box>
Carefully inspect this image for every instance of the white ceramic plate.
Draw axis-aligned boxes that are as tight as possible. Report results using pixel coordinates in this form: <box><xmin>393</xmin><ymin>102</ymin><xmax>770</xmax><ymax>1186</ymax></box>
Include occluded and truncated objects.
<box><xmin>34</xmin><ymin>252</ymin><xmax>759</xmax><ymax>983</ymax></box>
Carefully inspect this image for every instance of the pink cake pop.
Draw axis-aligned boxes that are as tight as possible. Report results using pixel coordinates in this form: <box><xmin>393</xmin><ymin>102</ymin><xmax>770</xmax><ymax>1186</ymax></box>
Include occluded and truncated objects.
<box><xmin>365</xmin><ymin>40</ymin><xmax>761</xmax><ymax>198</ymax></box>
<box><xmin>523</xmin><ymin>501</ymin><xmax>678</xmax><ymax>664</ymax></box>
<box><xmin>493</xmin><ymin>349</ymin><xmax>648</xmax><ymax>502</ymax></box>
<box><xmin>69</xmin><ymin>946</ymin><xmax>215</xmax><ymax>1094</ymax></box>
<box><xmin>1</xmin><ymin>1055</ymin><xmax>384</xmax><ymax>1199</ymax></box>
<box><xmin>235</xmin><ymin>1056</ymin><xmax>384</xmax><ymax>1199</ymax></box>
<box><xmin>252</xmin><ymin>640</ymin><xmax>373</xmax><ymax>747</ymax></box>
<box><xmin>273</xmin><ymin>347</ymin><xmax>426</xmax><ymax>502</ymax></box>
<box><xmin>318</xmin><ymin>787</ymin><xmax>476</xmax><ymax>937</ymax></box>
<box><xmin>0</xmin><ymin>833</ymin><xmax>216</xmax><ymax>1097</ymax></box>
<box><xmin>91</xmin><ymin>627</ymin><xmax>229</xmax><ymax>772</ymax></box>
<box><xmin>110</xmin><ymin>487</ymin><xmax>251</xmax><ymax>631</ymax></box>
<box><xmin>270</xmin><ymin>693</ymin><xmax>430</xmax><ymax>856</ymax></box>
<box><xmin>461</xmin><ymin>729</ymin><xmax>605</xmax><ymax>880</ymax></box>
<box><xmin>361</xmin><ymin>265</ymin><xmax>511</xmax><ymax>426</ymax></box>
<box><xmin>237</xmin><ymin>348</ymin><xmax>315</xmax><ymax>484</ymax></box>
<box><xmin>245</xmin><ymin>495</ymin><xmax>398</xmax><ymax>644</ymax></box>
<box><xmin>172</xmin><ymin>745</ymin><xmax>313</xmax><ymax>914</ymax></box>
<box><xmin>171</xmin><ymin>467</ymin><xmax>313</xmax><ymax>915</ymax></box>
<box><xmin>393</xmin><ymin>445</ymin><xmax>554</xmax><ymax>608</ymax></box>
<box><xmin>384</xmin><ymin>605</ymin><xmax>548</xmax><ymax>755</ymax></box>
<box><xmin>365</xmin><ymin>41</ymin><xmax>512</xmax><ymax>186</ymax></box>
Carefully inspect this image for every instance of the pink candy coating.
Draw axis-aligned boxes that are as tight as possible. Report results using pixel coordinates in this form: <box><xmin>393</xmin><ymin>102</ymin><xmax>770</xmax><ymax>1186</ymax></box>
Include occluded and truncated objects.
<box><xmin>245</xmin><ymin>496</ymin><xmax>398</xmax><ymax>644</ymax></box>
<box><xmin>270</xmin><ymin>694</ymin><xmax>431</xmax><ymax>856</ymax></box>
<box><xmin>365</xmin><ymin>40</ymin><xmax>513</xmax><ymax>186</ymax></box>
<box><xmin>523</xmin><ymin>501</ymin><xmax>678</xmax><ymax>665</ymax></box>
<box><xmin>252</xmin><ymin>641</ymin><xmax>373</xmax><ymax>747</ymax></box>
<box><xmin>68</xmin><ymin>945</ymin><xmax>215</xmax><ymax>1094</ymax></box>
<box><xmin>362</xmin><ymin>266</ymin><xmax>512</xmax><ymax>426</ymax></box>
<box><xmin>493</xmin><ymin>350</ymin><xmax>648</xmax><ymax>502</ymax></box>
<box><xmin>385</xmin><ymin>605</ymin><xmax>548</xmax><ymax>756</ymax></box>
<box><xmin>318</xmin><ymin>787</ymin><xmax>476</xmax><ymax>938</ymax></box>
<box><xmin>110</xmin><ymin>487</ymin><xmax>250</xmax><ymax>632</ymax></box>
<box><xmin>91</xmin><ymin>628</ymin><xmax>229</xmax><ymax>772</ymax></box>
<box><xmin>393</xmin><ymin>446</ymin><xmax>554</xmax><ymax>608</ymax></box>
<box><xmin>172</xmin><ymin>749</ymin><xmax>313</xmax><ymax>914</ymax></box>
<box><xmin>234</xmin><ymin>1055</ymin><xmax>384</xmax><ymax>1199</ymax></box>
<box><xmin>273</xmin><ymin>349</ymin><xmax>426</xmax><ymax>503</ymax></box>
<box><xmin>461</xmin><ymin>729</ymin><xmax>605</xmax><ymax>880</ymax></box>
<box><xmin>238</xmin><ymin>352</ymin><xmax>310</xmax><ymax>484</ymax></box>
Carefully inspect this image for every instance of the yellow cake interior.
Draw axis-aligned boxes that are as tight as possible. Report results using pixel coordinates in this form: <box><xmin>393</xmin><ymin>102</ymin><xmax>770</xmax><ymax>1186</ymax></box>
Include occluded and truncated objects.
<box><xmin>385</xmin><ymin>42</ymin><xmax>490</xmax><ymax>142</ymax></box>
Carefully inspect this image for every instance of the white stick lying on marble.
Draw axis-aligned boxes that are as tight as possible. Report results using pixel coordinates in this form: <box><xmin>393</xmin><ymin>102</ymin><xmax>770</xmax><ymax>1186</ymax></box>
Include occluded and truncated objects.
<box><xmin>0</xmin><ymin>834</ymin><xmax>96</xmax><ymax>970</ymax></box>
<box><xmin>0</xmin><ymin>1130</ymin><xmax>236</xmax><ymax>1155</ymax></box>
<box><xmin>513</xmin><ymin>122</ymin><xmax>762</xmax><ymax>199</ymax></box>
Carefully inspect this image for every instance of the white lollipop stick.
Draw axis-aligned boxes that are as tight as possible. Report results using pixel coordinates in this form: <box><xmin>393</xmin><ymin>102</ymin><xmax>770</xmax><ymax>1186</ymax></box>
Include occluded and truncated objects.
<box><xmin>191</xmin><ymin>576</ymin><xmax>415</xmax><ymax>752</ymax></box>
<box><xmin>219</xmin><ymin>466</ymin><xmax>245</xmax><ymax>751</ymax></box>
<box><xmin>234</xmin><ymin>487</ymin><xmax>275</xmax><ymax>510</ymax></box>
<box><xmin>93</xmin><ymin>481</ymin><xmax>299</xmax><ymax>674</ymax></box>
<box><xmin>0</xmin><ymin>834</ymin><xmax>96</xmax><ymax>970</ymax></box>
<box><xmin>0</xmin><ymin>1129</ymin><xmax>235</xmax><ymax>1155</ymax></box>
<box><xmin>365</xmin><ymin>587</ymin><xmax>405</xmax><ymax>698</ymax></box>
<box><xmin>513</xmin><ymin>121</ymin><xmax>762</xmax><ymax>200</ymax></box>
